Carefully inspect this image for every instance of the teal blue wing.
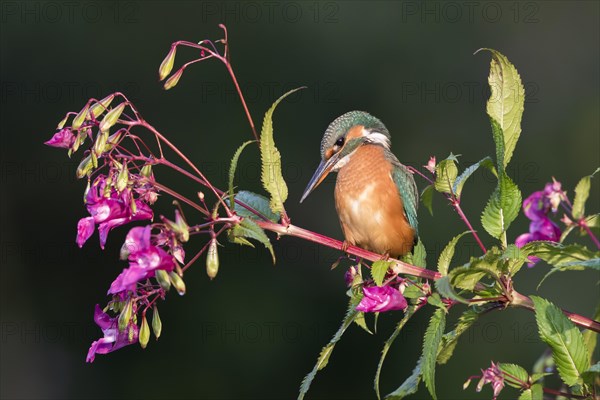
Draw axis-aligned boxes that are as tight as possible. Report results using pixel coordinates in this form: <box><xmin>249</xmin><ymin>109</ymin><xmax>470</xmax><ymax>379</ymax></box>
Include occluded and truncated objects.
<box><xmin>389</xmin><ymin>156</ymin><xmax>419</xmax><ymax>237</ymax></box>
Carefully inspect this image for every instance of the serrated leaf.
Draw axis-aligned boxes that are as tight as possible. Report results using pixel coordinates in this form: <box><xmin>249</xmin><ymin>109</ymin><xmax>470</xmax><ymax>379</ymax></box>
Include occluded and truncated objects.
<box><xmin>402</xmin><ymin>284</ymin><xmax>423</xmax><ymax>299</ymax></box>
<box><xmin>228</xmin><ymin>218</ymin><xmax>275</xmax><ymax>263</ymax></box>
<box><xmin>421</xmin><ymin>185</ymin><xmax>434</xmax><ymax>216</ymax></box>
<box><xmin>422</xmin><ymin>308</ymin><xmax>446</xmax><ymax>400</ymax></box>
<box><xmin>412</xmin><ymin>241</ymin><xmax>427</xmax><ymax>268</ymax></box>
<box><xmin>498</xmin><ymin>363</ymin><xmax>529</xmax><ymax>388</ymax></box>
<box><xmin>234</xmin><ymin>191</ymin><xmax>280</xmax><ymax>223</ymax></box>
<box><xmin>435</xmin><ymin>276</ymin><xmax>469</xmax><ymax>305</ymax></box>
<box><xmin>481</xmin><ymin>169</ymin><xmax>522</xmax><ymax>242</ymax></box>
<box><xmin>518</xmin><ymin>383</ymin><xmax>543</xmax><ymax>400</ymax></box>
<box><xmin>522</xmin><ymin>241</ymin><xmax>599</xmax><ymax>267</ymax></box>
<box><xmin>375</xmin><ymin>306</ymin><xmax>418</xmax><ymax>400</ymax></box>
<box><xmin>434</xmin><ymin>157</ymin><xmax>458</xmax><ymax>194</ymax></box>
<box><xmin>448</xmin><ymin>256</ymin><xmax>500</xmax><ymax>291</ymax></box>
<box><xmin>480</xmin><ymin>48</ymin><xmax>525</xmax><ymax>168</ymax></box>
<box><xmin>353</xmin><ymin>311</ymin><xmax>373</xmax><ymax>334</ymax></box>
<box><xmin>572</xmin><ymin>175</ymin><xmax>591</xmax><ymax>220</ymax></box>
<box><xmin>438</xmin><ymin>231</ymin><xmax>470</xmax><ymax>276</ymax></box>
<box><xmin>385</xmin><ymin>356</ymin><xmax>423</xmax><ymax>399</ymax></box>
<box><xmin>437</xmin><ymin>309</ymin><xmax>480</xmax><ymax>364</ymax></box>
<box><xmin>228</xmin><ymin>141</ymin><xmax>255</xmax><ymax>209</ymax></box>
<box><xmin>537</xmin><ymin>258</ymin><xmax>600</xmax><ymax>289</ymax></box>
<box><xmin>372</xmin><ymin>260</ymin><xmax>393</xmax><ymax>286</ymax></box>
<box><xmin>260</xmin><ymin>88</ymin><xmax>304</xmax><ymax>215</ymax></box>
<box><xmin>427</xmin><ymin>293</ymin><xmax>445</xmax><ymax>309</ymax></box>
<box><xmin>298</xmin><ymin>301</ymin><xmax>359</xmax><ymax>400</ymax></box>
<box><xmin>503</xmin><ymin>244</ymin><xmax>529</xmax><ymax>276</ymax></box>
<box><xmin>531</xmin><ymin>296</ymin><xmax>590</xmax><ymax>386</ymax></box>
<box><xmin>453</xmin><ymin>157</ymin><xmax>495</xmax><ymax>198</ymax></box>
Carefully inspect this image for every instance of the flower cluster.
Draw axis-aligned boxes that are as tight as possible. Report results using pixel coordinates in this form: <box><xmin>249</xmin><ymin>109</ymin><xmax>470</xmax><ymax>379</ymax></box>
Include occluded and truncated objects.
<box><xmin>464</xmin><ymin>362</ymin><xmax>505</xmax><ymax>399</ymax></box>
<box><xmin>45</xmin><ymin>95</ymin><xmax>193</xmax><ymax>362</ymax></box>
<box><xmin>515</xmin><ymin>180</ymin><xmax>564</xmax><ymax>265</ymax></box>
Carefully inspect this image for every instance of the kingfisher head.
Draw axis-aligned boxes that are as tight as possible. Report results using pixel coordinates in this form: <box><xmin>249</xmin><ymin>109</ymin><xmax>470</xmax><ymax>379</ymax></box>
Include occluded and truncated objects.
<box><xmin>300</xmin><ymin>111</ymin><xmax>391</xmax><ymax>203</ymax></box>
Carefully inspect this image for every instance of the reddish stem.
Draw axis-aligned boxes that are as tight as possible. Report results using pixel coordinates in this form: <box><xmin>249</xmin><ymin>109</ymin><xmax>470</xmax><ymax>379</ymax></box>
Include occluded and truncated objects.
<box><xmin>453</xmin><ymin>201</ymin><xmax>487</xmax><ymax>253</ymax></box>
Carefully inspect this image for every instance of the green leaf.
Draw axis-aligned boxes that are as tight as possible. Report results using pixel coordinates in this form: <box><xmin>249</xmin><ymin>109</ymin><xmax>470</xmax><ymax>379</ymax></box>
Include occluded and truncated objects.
<box><xmin>385</xmin><ymin>356</ymin><xmax>423</xmax><ymax>400</ymax></box>
<box><xmin>537</xmin><ymin>258</ymin><xmax>600</xmax><ymax>289</ymax></box>
<box><xmin>521</xmin><ymin>241</ymin><xmax>599</xmax><ymax>267</ymax></box>
<box><xmin>434</xmin><ymin>157</ymin><xmax>458</xmax><ymax>194</ymax></box>
<box><xmin>481</xmin><ymin>169</ymin><xmax>522</xmax><ymax>242</ymax></box>
<box><xmin>374</xmin><ymin>306</ymin><xmax>418</xmax><ymax>400</ymax></box>
<box><xmin>427</xmin><ymin>293</ymin><xmax>445</xmax><ymax>309</ymax></box>
<box><xmin>434</xmin><ymin>276</ymin><xmax>468</xmax><ymax>305</ymax></box>
<box><xmin>582</xmin><ymin>362</ymin><xmax>600</xmax><ymax>384</ymax></box>
<box><xmin>572</xmin><ymin>175</ymin><xmax>591</xmax><ymax>220</ymax></box>
<box><xmin>479</xmin><ymin>48</ymin><xmax>525</xmax><ymax>168</ymax></box>
<box><xmin>353</xmin><ymin>311</ymin><xmax>373</xmax><ymax>335</ymax></box>
<box><xmin>582</xmin><ymin>304</ymin><xmax>599</xmax><ymax>365</ymax></box>
<box><xmin>228</xmin><ymin>218</ymin><xmax>275</xmax><ymax>263</ymax></box>
<box><xmin>402</xmin><ymin>284</ymin><xmax>423</xmax><ymax>299</ymax></box>
<box><xmin>228</xmin><ymin>141</ymin><xmax>255</xmax><ymax>209</ymax></box>
<box><xmin>438</xmin><ymin>231</ymin><xmax>470</xmax><ymax>276</ymax></box>
<box><xmin>421</xmin><ymin>185</ymin><xmax>434</xmax><ymax>216</ymax></box>
<box><xmin>498</xmin><ymin>363</ymin><xmax>529</xmax><ymax>388</ymax></box>
<box><xmin>503</xmin><ymin>244</ymin><xmax>530</xmax><ymax>276</ymax></box>
<box><xmin>518</xmin><ymin>384</ymin><xmax>543</xmax><ymax>400</ymax></box>
<box><xmin>453</xmin><ymin>157</ymin><xmax>495</xmax><ymax>198</ymax></box>
<box><xmin>412</xmin><ymin>241</ymin><xmax>427</xmax><ymax>268</ymax></box>
<box><xmin>234</xmin><ymin>191</ymin><xmax>280</xmax><ymax>223</ymax></box>
<box><xmin>422</xmin><ymin>308</ymin><xmax>447</xmax><ymax>400</ymax></box>
<box><xmin>260</xmin><ymin>88</ymin><xmax>304</xmax><ymax>215</ymax></box>
<box><xmin>437</xmin><ymin>308</ymin><xmax>480</xmax><ymax>364</ymax></box>
<box><xmin>372</xmin><ymin>260</ymin><xmax>393</xmax><ymax>287</ymax></box>
<box><xmin>531</xmin><ymin>296</ymin><xmax>590</xmax><ymax>386</ymax></box>
<box><xmin>298</xmin><ymin>301</ymin><xmax>359</xmax><ymax>400</ymax></box>
<box><xmin>447</xmin><ymin>254</ymin><xmax>501</xmax><ymax>291</ymax></box>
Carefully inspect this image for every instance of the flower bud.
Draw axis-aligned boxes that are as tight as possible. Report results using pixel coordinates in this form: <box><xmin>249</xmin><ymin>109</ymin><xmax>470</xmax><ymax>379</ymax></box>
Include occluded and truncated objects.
<box><xmin>93</xmin><ymin>130</ymin><xmax>109</xmax><ymax>158</ymax></box>
<box><xmin>76</xmin><ymin>154</ymin><xmax>94</xmax><ymax>179</ymax></box>
<box><xmin>89</xmin><ymin>94</ymin><xmax>116</xmax><ymax>119</ymax></box>
<box><xmin>169</xmin><ymin>271</ymin><xmax>186</xmax><ymax>295</ymax></box>
<box><xmin>105</xmin><ymin>130</ymin><xmax>124</xmax><ymax>152</ymax></box>
<box><xmin>72</xmin><ymin>104</ymin><xmax>89</xmax><ymax>131</ymax></box>
<box><xmin>158</xmin><ymin>46</ymin><xmax>177</xmax><ymax>81</ymax></box>
<box><xmin>118</xmin><ymin>299</ymin><xmax>133</xmax><ymax>332</ymax></box>
<box><xmin>165</xmin><ymin>210</ymin><xmax>189</xmax><ymax>243</ymax></box>
<box><xmin>56</xmin><ymin>114</ymin><xmax>69</xmax><ymax>129</ymax></box>
<box><xmin>163</xmin><ymin>69</ymin><xmax>183</xmax><ymax>90</ymax></box>
<box><xmin>155</xmin><ymin>269</ymin><xmax>171</xmax><ymax>291</ymax></box>
<box><xmin>139</xmin><ymin>315</ymin><xmax>150</xmax><ymax>349</ymax></box>
<box><xmin>152</xmin><ymin>307</ymin><xmax>162</xmax><ymax>339</ymax></box>
<box><xmin>99</xmin><ymin>102</ymin><xmax>126</xmax><ymax>132</ymax></box>
<box><xmin>140</xmin><ymin>164</ymin><xmax>153</xmax><ymax>178</ymax></box>
<box><xmin>206</xmin><ymin>239</ymin><xmax>219</xmax><ymax>280</ymax></box>
<box><xmin>116</xmin><ymin>162</ymin><xmax>129</xmax><ymax>192</ymax></box>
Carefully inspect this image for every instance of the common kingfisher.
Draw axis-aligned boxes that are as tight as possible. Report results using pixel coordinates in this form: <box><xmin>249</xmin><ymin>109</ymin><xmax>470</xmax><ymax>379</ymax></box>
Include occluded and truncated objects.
<box><xmin>300</xmin><ymin>111</ymin><xmax>419</xmax><ymax>257</ymax></box>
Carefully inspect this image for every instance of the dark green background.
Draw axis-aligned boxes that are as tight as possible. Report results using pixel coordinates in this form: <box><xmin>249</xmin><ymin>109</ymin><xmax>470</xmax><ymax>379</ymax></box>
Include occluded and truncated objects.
<box><xmin>1</xmin><ymin>1</ymin><xmax>598</xmax><ymax>399</ymax></box>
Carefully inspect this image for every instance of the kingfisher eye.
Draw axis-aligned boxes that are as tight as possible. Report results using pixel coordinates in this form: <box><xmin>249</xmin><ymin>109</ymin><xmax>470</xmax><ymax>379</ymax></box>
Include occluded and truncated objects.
<box><xmin>335</xmin><ymin>137</ymin><xmax>345</xmax><ymax>147</ymax></box>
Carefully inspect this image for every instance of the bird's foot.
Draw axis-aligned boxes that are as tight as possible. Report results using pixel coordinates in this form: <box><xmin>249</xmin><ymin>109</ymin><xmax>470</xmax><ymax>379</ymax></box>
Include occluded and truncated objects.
<box><xmin>341</xmin><ymin>240</ymin><xmax>350</xmax><ymax>254</ymax></box>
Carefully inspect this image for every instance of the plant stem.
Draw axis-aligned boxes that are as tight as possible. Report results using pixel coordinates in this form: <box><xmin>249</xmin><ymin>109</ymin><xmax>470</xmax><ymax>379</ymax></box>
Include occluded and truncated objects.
<box><xmin>453</xmin><ymin>201</ymin><xmax>487</xmax><ymax>253</ymax></box>
<box><xmin>582</xmin><ymin>222</ymin><xmax>600</xmax><ymax>249</ymax></box>
<box><xmin>511</xmin><ymin>290</ymin><xmax>600</xmax><ymax>333</ymax></box>
<box><xmin>255</xmin><ymin>220</ymin><xmax>441</xmax><ymax>281</ymax></box>
<box><xmin>542</xmin><ymin>387</ymin><xmax>589</xmax><ymax>399</ymax></box>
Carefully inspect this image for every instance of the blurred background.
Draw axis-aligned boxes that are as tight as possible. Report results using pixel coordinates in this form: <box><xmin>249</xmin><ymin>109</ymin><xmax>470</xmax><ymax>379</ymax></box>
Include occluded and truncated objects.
<box><xmin>1</xmin><ymin>1</ymin><xmax>599</xmax><ymax>399</ymax></box>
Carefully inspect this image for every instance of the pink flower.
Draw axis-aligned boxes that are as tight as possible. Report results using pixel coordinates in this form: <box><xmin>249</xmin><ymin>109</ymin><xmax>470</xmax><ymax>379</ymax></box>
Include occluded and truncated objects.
<box><xmin>44</xmin><ymin>128</ymin><xmax>75</xmax><ymax>148</ymax></box>
<box><xmin>544</xmin><ymin>178</ymin><xmax>563</xmax><ymax>212</ymax></box>
<box><xmin>108</xmin><ymin>226</ymin><xmax>176</xmax><ymax>294</ymax></box>
<box><xmin>522</xmin><ymin>191</ymin><xmax>549</xmax><ymax>221</ymax></box>
<box><xmin>425</xmin><ymin>156</ymin><xmax>437</xmax><ymax>174</ymax></box>
<box><xmin>476</xmin><ymin>362</ymin><xmax>505</xmax><ymax>399</ymax></box>
<box><xmin>76</xmin><ymin>176</ymin><xmax>153</xmax><ymax>249</ymax></box>
<box><xmin>86</xmin><ymin>304</ymin><xmax>138</xmax><ymax>363</ymax></box>
<box><xmin>356</xmin><ymin>285</ymin><xmax>407</xmax><ymax>313</ymax></box>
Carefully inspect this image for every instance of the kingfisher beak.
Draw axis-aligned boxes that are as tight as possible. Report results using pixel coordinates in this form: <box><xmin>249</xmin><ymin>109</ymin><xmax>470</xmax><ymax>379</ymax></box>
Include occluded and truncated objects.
<box><xmin>300</xmin><ymin>156</ymin><xmax>338</xmax><ymax>203</ymax></box>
